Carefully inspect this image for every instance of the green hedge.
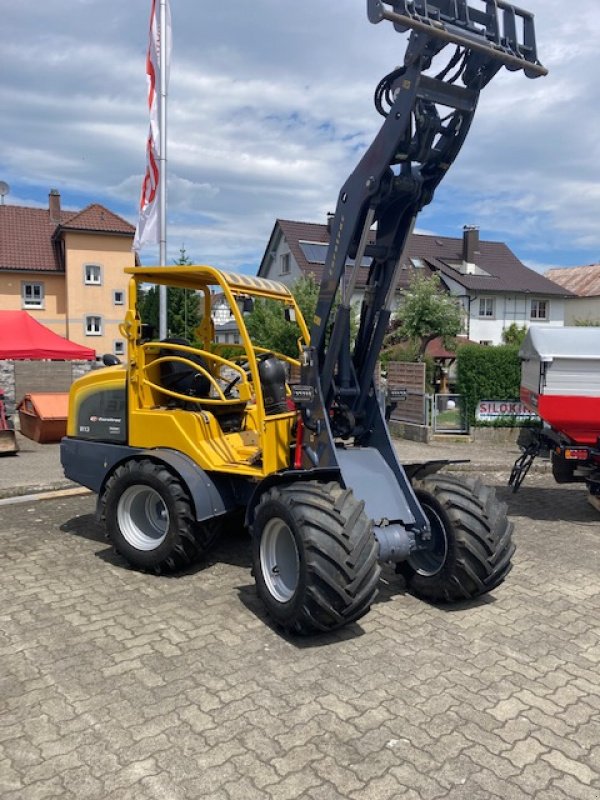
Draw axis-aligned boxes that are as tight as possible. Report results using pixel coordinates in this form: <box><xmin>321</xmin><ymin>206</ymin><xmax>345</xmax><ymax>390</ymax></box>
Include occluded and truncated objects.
<box><xmin>456</xmin><ymin>344</ymin><xmax>521</xmax><ymax>425</ymax></box>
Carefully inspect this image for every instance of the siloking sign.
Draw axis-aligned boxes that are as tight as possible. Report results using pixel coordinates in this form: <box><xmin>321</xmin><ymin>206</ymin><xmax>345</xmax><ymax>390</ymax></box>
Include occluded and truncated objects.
<box><xmin>477</xmin><ymin>400</ymin><xmax>538</xmax><ymax>422</ymax></box>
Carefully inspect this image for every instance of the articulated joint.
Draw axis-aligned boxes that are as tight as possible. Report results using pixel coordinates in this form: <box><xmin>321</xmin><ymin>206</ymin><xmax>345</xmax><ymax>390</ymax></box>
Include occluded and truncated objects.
<box><xmin>373</xmin><ymin>523</ymin><xmax>415</xmax><ymax>563</ymax></box>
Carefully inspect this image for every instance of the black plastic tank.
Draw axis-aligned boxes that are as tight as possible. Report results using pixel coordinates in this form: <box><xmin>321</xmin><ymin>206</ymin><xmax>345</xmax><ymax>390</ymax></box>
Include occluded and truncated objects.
<box><xmin>258</xmin><ymin>355</ymin><xmax>288</xmax><ymax>415</ymax></box>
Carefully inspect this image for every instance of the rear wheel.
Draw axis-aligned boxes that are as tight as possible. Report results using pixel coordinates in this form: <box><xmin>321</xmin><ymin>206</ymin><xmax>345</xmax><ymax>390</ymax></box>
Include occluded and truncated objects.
<box><xmin>403</xmin><ymin>474</ymin><xmax>514</xmax><ymax>603</ymax></box>
<box><xmin>551</xmin><ymin>451</ymin><xmax>577</xmax><ymax>484</ymax></box>
<box><xmin>252</xmin><ymin>481</ymin><xmax>381</xmax><ymax>634</ymax></box>
<box><xmin>101</xmin><ymin>458</ymin><xmax>221</xmax><ymax>573</ymax></box>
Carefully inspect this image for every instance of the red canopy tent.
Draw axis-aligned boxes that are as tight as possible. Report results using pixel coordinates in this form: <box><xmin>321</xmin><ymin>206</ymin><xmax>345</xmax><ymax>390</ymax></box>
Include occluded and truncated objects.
<box><xmin>0</xmin><ymin>311</ymin><xmax>96</xmax><ymax>360</ymax></box>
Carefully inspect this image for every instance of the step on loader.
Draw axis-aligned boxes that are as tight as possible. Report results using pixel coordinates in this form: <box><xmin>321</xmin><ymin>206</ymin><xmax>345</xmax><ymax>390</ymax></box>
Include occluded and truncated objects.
<box><xmin>61</xmin><ymin>0</ymin><xmax>546</xmax><ymax>634</ymax></box>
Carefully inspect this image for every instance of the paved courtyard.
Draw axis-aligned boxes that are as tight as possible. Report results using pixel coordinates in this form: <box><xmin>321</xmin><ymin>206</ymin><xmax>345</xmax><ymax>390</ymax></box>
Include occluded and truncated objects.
<box><xmin>1</xmin><ymin>470</ymin><xmax>599</xmax><ymax>799</ymax></box>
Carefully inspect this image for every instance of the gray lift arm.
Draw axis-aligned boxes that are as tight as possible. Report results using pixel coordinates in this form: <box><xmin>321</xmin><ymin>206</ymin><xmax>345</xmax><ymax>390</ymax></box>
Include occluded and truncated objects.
<box><xmin>299</xmin><ymin>0</ymin><xmax>545</xmax><ymax>455</ymax></box>
<box><xmin>290</xmin><ymin>0</ymin><xmax>546</xmax><ymax>557</ymax></box>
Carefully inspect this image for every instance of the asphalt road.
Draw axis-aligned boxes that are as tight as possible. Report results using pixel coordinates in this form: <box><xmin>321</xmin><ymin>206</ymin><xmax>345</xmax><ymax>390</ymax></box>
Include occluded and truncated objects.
<box><xmin>1</xmin><ymin>470</ymin><xmax>599</xmax><ymax>799</ymax></box>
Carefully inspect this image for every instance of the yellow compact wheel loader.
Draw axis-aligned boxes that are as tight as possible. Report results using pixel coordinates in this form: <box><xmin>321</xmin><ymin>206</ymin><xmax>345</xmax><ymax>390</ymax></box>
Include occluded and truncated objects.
<box><xmin>62</xmin><ymin>1</ymin><xmax>546</xmax><ymax>634</ymax></box>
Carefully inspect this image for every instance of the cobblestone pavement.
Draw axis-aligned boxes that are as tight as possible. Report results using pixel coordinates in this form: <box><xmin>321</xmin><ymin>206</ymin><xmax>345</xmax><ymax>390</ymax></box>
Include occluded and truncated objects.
<box><xmin>1</xmin><ymin>471</ymin><xmax>599</xmax><ymax>800</ymax></box>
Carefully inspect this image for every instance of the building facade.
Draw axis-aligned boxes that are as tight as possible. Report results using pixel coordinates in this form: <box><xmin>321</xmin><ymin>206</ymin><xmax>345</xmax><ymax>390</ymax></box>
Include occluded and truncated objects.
<box><xmin>0</xmin><ymin>190</ymin><xmax>136</xmax><ymax>358</ymax></box>
<box><xmin>545</xmin><ymin>265</ymin><xmax>600</xmax><ymax>325</ymax></box>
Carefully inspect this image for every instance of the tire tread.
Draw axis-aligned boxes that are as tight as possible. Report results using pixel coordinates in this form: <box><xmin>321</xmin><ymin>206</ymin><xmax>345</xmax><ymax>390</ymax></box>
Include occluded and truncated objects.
<box><xmin>253</xmin><ymin>481</ymin><xmax>380</xmax><ymax>634</ymax></box>
<box><xmin>407</xmin><ymin>473</ymin><xmax>515</xmax><ymax>603</ymax></box>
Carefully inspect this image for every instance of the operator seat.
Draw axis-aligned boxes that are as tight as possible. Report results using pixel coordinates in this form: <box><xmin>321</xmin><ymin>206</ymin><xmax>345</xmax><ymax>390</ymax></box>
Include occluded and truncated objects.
<box><xmin>158</xmin><ymin>337</ymin><xmax>211</xmax><ymax>398</ymax></box>
<box><xmin>158</xmin><ymin>337</ymin><xmax>246</xmax><ymax>431</ymax></box>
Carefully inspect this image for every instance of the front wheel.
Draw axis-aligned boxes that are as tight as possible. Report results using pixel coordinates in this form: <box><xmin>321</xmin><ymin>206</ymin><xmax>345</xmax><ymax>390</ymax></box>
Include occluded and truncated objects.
<box><xmin>101</xmin><ymin>458</ymin><xmax>221</xmax><ymax>573</ymax></box>
<box><xmin>251</xmin><ymin>481</ymin><xmax>381</xmax><ymax>635</ymax></box>
<box><xmin>403</xmin><ymin>474</ymin><xmax>514</xmax><ymax>603</ymax></box>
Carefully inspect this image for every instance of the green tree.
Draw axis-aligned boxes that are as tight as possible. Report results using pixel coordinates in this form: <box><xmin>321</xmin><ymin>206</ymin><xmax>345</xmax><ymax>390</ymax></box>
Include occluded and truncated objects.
<box><xmin>501</xmin><ymin>323</ymin><xmax>528</xmax><ymax>346</ymax></box>
<box><xmin>137</xmin><ymin>246</ymin><xmax>202</xmax><ymax>341</ymax></box>
<box><xmin>246</xmin><ymin>275</ymin><xmax>320</xmax><ymax>357</ymax></box>
<box><xmin>245</xmin><ymin>274</ymin><xmax>360</xmax><ymax>358</ymax></box>
<box><xmin>388</xmin><ymin>273</ymin><xmax>463</xmax><ymax>357</ymax></box>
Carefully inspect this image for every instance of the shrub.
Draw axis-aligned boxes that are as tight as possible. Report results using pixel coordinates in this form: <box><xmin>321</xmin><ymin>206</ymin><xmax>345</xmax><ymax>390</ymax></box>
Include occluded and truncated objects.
<box><xmin>456</xmin><ymin>344</ymin><xmax>521</xmax><ymax>425</ymax></box>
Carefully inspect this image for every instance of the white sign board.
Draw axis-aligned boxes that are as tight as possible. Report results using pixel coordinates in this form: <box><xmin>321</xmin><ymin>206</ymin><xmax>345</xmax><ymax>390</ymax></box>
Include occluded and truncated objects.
<box><xmin>476</xmin><ymin>400</ymin><xmax>538</xmax><ymax>422</ymax></box>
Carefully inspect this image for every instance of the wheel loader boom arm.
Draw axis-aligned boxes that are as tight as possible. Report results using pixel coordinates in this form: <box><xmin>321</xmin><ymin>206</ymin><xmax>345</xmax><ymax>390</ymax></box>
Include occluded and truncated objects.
<box><xmin>302</xmin><ymin>0</ymin><xmax>545</xmax><ymax>449</ymax></box>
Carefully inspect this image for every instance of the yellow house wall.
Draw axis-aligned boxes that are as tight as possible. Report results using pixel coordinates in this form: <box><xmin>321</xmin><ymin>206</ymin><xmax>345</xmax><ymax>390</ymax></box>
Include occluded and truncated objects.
<box><xmin>64</xmin><ymin>232</ymin><xmax>135</xmax><ymax>357</ymax></box>
<box><xmin>0</xmin><ymin>272</ymin><xmax>68</xmax><ymax>336</ymax></box>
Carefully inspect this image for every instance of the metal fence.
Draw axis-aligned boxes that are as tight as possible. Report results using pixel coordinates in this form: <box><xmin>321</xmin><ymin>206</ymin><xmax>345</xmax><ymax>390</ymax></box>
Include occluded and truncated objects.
<box><xmin>432</xmin><ymin>393</ymin><xmax>469</xmax><ymax>434</ymax></box>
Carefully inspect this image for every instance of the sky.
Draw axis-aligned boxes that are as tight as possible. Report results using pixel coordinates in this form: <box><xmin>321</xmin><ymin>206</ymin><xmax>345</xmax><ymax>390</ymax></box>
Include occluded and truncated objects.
<box><xmin>2</xmin><ymin>0</ymin><xmax>600</xmax><ymax>276</ymax></box>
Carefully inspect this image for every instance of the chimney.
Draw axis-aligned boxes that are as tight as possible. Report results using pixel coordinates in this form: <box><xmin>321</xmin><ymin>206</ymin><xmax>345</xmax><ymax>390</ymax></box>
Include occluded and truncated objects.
<box><xmin>462</xmin><ymin>225</ymin><xmax>479</xmax><ymax>273</ymax></box>
<box><xmin>49</xmin><ymin>189</ymin><xmax>61</xmax><ymax>224</ymax></box>
<box><xmin>326</xmin><ymin>211</ymin><xmax>335</xmax><ymax>234</ymax></box>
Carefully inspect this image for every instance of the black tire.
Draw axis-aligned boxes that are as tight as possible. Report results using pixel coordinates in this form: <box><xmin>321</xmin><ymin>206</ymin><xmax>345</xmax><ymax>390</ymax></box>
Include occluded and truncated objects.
<box><xmin>101</xmin><ymin>458</ymin><xmax>221</xmax><ymax>573</ymax></box>
<box><xmin>251</xmin><ymin>481</ymin><xmax>381</xmax><ymax>635</ymax></box>
<box><xmin>403</xmin><ymin>473</ymin><xmax>514</xmax><ymax>603</ymax></box>
<box><xmin>551</xmin><ymin>452</ymin><xmax>576</xmax><ymax>484</ymax></box>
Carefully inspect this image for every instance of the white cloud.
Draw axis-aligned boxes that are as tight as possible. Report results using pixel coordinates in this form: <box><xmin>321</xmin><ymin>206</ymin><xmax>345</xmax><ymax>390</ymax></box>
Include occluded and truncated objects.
<box><xmin>1</xmin><ymin>0</ymin><xmax>600</xmax><ymax>273</ymax></box>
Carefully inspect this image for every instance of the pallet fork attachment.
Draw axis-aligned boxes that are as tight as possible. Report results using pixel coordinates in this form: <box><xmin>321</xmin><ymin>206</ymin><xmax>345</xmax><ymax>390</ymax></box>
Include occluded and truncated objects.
<box><xmin>368</xmin><ymin>0</ymin><xmax>547</xmax><ymax>78</ymax></box>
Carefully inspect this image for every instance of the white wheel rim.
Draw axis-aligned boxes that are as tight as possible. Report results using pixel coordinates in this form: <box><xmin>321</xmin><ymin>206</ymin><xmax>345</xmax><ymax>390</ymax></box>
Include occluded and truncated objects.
<box><xmin>260</xmin><ymin>518</ymin><xmax>300</xmax><ymax>603</ymax></box>
<box><xmin>117</xmin><ymin>485</ymin><xmax>169</xmax><ymax>551</ymax></box>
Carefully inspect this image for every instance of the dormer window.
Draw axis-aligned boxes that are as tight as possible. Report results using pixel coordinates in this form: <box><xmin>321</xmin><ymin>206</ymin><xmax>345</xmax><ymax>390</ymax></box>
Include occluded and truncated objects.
<box><xmin>445</xmin><ymin>260</ymin><xmax>491</xmax><ymax>277</ymax></box>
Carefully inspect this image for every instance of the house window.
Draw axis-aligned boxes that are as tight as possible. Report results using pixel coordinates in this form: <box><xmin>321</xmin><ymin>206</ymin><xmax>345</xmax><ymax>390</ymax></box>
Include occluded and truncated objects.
<box><xmin>84</xmin><ymin>264</ymin><xmax>102</xmax><ymax>285</ymax></box>
<box><xmin>85</xmin><ymin>315</ymin><xmax>102</xmax><ymax>336</ymax></box>
<box><xmin>113</xmin><ymin>290</ymin><xmax>124</xmax><ymax>305</ymax></box>
<box><xmin>114</xmin><ymin>340</ymin><xmax>125</xmax><ymax>356</ymax></box>
<box><xmin>530</xmin><ymin>299</ymin><xmax>548</xmax><ymax>320</ymax></box>
<box><xmin>479</xmin><ymin>340</ymin><xmax>493</xmax><ymax>346</ymax></box>
<box><xmin>479</xmin><ymin>297</ymin><xmax>495</xmax><ymax>318</ymax></box>
<box><xmin>22</xmin><ymin>282</ymin><xmax>44</xmax><ymax>309</ymax></box>
<box><xmin>280</xmin><ymin>253</ymin><xmax>290</xmax><ymax>275</ymax></box>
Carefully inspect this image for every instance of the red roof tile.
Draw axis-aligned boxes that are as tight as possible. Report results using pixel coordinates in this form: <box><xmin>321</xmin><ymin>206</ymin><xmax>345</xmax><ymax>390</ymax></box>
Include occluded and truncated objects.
<box><xmin>0</xmin><ymin>201</ymin><xmax>135</xmax><ymax>274</ymax></box>
<box><xmin>426</xmin><ymin>337</ymin><xmax>459</xmax><ymax>359</ymax></box>
<box><xmin>0</xmin><ymin>206</ymin><xmax>66</xmax><ymax>271</ymax></box>
<box><xmin>59</xmin><ymin>204</ymin><xmax>135</xmax><ymax>235</ymax></box>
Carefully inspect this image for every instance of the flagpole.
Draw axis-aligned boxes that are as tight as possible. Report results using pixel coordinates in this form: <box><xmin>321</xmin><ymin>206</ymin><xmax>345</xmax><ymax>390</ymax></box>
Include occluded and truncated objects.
<box><xmin>158</xmin><ymin>0</ymin><xmax>168</xmax><ymax>338</ymax></box>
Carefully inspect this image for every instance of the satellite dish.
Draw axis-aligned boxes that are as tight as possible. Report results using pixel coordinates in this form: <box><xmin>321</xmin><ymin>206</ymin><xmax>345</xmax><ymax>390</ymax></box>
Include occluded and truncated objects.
<box><xmin>0</xmin><ymin>181</ymin><xmax>9</xmax><ymax>204</ymax></box>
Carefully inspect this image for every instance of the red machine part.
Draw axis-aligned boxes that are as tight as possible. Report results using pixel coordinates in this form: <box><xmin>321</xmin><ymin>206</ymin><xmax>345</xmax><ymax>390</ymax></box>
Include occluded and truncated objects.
<box><xmin>521</xmin><ymin>387</ymin><xmax>600</xmax><ymax>446</ymax></box>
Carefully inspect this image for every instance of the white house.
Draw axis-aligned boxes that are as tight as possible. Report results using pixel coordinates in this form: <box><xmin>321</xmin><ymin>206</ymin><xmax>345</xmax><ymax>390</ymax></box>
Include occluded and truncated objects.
<box><xmin>258</xmin><ymin>219</ymin><xmax>571</xmax><ymax>346</ymax></box>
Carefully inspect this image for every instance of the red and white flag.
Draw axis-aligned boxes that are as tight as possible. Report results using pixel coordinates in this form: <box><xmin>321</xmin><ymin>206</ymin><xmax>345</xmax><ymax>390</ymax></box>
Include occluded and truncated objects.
<box><xmin>134</xmin><ymin>0</ymin><xmax>172</xmax><ymax>251</ymax></box>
